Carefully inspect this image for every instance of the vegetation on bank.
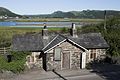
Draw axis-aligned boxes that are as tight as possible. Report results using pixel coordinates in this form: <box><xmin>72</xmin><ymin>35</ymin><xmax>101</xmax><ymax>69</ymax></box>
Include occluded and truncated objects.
<box><xmin>11</xmin><ymin>18</ymin><xmax>103</xmax><ymax>22</ymax></box>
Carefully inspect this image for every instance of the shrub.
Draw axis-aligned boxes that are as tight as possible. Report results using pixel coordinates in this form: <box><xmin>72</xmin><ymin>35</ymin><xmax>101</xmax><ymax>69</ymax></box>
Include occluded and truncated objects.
<box><xmin>0</xmin><ymin>51</ymin><xmax>30</xmax><ymax>73</ymax></box>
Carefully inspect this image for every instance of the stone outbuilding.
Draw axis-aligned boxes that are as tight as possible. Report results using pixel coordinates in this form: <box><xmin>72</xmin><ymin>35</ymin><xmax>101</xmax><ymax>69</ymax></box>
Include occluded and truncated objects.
<box><xmin>12</xmin><ymin>23</ymin><xmax>109</xmax><ymax>71</ymax></box>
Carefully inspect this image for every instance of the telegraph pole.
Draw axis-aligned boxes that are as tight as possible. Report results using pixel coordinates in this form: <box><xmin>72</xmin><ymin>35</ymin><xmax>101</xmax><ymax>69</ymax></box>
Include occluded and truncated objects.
<box><xmin>104</xmin><ymin>10</ymin><xmax>107</xmax><ymax>32</ymax></box>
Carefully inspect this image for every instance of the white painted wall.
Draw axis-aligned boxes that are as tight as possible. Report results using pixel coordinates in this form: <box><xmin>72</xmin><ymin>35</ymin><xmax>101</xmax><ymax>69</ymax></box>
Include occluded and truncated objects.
<box><xmin>81</xmin><ymin>52</ymin><xmax>86</xmax><ymax>69</ymax></box>
<box><xmin>32</xmin><ymin>52</ymin><xmax>41</xmax><ymax>63</ymax></box>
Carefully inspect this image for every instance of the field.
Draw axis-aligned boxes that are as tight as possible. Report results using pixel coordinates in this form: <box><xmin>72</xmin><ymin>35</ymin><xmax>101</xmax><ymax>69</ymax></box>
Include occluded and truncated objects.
<box><xmin>0</xmin><ymin>26</ymin><xmax>65</xmax><ymax>32</ymax></box>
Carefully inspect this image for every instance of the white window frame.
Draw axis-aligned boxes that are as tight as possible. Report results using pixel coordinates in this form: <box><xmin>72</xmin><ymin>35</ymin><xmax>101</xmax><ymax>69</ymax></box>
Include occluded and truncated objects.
<box><xmin>54</xmin><ymin>47</ymin><xmax>62</xmax><ymax>61</ymax></box>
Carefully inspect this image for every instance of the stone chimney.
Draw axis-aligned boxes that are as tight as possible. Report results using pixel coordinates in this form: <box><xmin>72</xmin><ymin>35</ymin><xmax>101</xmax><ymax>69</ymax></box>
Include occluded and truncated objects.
<box><xmin>70</xmin><ymin>23</ymin><xmax>78</xmax><ymax>38</ymax></box>
<box><xmin>42</xmin><ymin>23</ymin><xmax>49</xmax><ymax>39</ymax></box>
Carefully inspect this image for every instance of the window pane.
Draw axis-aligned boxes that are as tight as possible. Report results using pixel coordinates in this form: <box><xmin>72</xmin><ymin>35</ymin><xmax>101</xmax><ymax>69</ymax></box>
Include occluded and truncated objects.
<box><xmin>54</xmin><ymin>48</ymin><xmax>61</xmax><ymax>61</ymax></box>
<box><xmin>90</xmin><ymin>53</ymin><xmax>93</xmax><ymax>59</ymax></box>
<box><xmin>90</xmin><ymin>49</ymin><xmax>96</xmax><ymax>59</ymax></box>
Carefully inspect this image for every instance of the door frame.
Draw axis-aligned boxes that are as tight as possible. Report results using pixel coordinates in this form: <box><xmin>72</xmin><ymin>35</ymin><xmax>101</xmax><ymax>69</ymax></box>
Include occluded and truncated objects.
<box><xmin>61</xmin><ymin>51</ymin><xmax>70</xmax><ymax>70</ymax></box>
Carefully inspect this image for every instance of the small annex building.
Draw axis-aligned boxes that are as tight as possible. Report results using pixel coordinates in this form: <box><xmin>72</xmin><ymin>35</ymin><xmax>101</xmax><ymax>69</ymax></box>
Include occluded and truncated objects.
<box><xmin>12</xmin><ymin>23</ymin><xmax>109</xmax><ymax>71</ymax></box>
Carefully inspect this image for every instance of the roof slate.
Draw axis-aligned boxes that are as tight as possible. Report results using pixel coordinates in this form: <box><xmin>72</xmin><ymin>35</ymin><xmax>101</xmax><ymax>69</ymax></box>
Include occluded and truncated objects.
<box><xmin>12</xmin><ymin>32</ymin><xmax>109</xmax><ymax>52</ymax></box>
<box><xmin>43</xmin><ymin>34</ymin><xmax>66</xmax><ymax>52</ymax></box>
<box><xmin>12</xmin><ymin>33</ymin><xmax>44</xmax><ymax>51</ymax></box>
<box><xmin>69</xmin><ymin>33</ymin><xmax>109</xmax><ymax>49</ymax></box>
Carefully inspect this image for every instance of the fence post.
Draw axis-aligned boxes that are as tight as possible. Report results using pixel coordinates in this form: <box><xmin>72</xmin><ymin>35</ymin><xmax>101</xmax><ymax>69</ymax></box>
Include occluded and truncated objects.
<box><xmin>4</xmin><ymin>47</ymin><xmax>6</xmax><ymax>54</ymax></box>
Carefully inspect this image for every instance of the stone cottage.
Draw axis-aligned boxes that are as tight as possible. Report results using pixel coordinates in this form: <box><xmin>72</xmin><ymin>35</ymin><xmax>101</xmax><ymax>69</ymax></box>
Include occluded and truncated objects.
<box><xmin>12</xmin><ymin>23</ymin><xmax>109</xmax><ymax>71</ymax></box>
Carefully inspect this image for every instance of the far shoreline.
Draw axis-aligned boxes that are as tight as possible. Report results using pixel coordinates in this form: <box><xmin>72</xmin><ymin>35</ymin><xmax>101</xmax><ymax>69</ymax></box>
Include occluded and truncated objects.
<box><xmin>5</xmin><ymin>18</ymin><xmax>104</xmax><ymax>22</ymax></box>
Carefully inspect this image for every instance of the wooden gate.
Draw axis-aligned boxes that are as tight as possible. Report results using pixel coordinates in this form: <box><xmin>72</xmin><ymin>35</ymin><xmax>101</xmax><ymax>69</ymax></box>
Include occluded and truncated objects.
<box><xmin>0</xmin><ymin>47</ymin><xmax>10</xmax><ymax>54</ymax></box>
<box><xmin>62</xmin><ymin>52</ymin><xmax>70</xmax><ymax>69</ymax></box>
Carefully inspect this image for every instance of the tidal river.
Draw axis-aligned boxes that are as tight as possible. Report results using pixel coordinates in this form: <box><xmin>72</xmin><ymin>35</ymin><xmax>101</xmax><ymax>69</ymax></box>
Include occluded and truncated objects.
<box><xmin>0</xmin><ymin>22</ymin><xmax>83</xmax><ymax>27</ymax></box>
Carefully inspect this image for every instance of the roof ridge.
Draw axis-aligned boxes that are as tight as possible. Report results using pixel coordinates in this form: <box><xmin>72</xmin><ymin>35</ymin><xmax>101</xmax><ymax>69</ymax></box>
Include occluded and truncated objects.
<box><xmin>42</xmin><ymin>35</ymin><xmax>59</xmax><ymax>50</ymax></box>
<box><xmin>56</xmin><ymin>32</ymin><xmax>68</xmax><ymax>39</ymax></box>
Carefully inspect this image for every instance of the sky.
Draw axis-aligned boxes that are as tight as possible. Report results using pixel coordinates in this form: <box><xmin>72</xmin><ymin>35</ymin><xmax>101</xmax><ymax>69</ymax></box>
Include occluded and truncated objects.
<box><xmin>0</xmin><ymin>0</ymin><xmax>120</xmax><ymax>15</ymax></box>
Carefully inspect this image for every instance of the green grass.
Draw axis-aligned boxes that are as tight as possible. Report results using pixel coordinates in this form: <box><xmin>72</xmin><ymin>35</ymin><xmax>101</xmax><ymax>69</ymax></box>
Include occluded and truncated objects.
<box><xmin>0</xmin><ymin>27</ymin><xmax>66</xmax><ymax>33</ymax></box>
<box><xmin>0</xmin><ymin>26</ymin><xmax>69</xmax><ymax>36</ymax></box>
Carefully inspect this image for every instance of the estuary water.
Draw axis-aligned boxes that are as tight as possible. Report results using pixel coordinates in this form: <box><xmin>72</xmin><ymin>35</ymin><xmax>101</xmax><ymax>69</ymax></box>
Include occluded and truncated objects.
<box><xmin>0</xmin><ymin>22</ymin><xmax>82</xmax><ymax>27</ymax></box>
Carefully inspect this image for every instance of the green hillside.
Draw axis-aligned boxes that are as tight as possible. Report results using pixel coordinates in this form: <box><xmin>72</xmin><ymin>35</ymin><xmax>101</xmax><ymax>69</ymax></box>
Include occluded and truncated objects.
<box><xmin>0</xmin><ymin>7</ymin><xmax>22</xmax><ymax>17</ymax></box>
<box><xmin>27</xmin><ymin>10</ymin><xmax>120</xmax><ymax>19</ymax></box>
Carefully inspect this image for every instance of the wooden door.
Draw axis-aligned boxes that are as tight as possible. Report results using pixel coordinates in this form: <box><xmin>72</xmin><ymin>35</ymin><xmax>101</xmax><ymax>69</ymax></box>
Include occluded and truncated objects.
<box><xmin>62</xmin><ymin>52</ymin><xmax>70</xmax><ymax>69</ymax></box>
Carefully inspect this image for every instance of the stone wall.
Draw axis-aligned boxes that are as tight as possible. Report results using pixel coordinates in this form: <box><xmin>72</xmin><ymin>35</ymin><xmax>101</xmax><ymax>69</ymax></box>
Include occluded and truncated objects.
<box><xmin>96</xmin><ymin>49</ymin><xmax>106</xmax><ymax>59</ymax></box>
<box><xmin>46</xmin><ymin>48</ymin><xmax>107</xmax><ymax>70</ymax></box>
<box><xmin>27</xmin><ymin>43</ymin><xmax>107</xmax><ymax>70</ymax></box>
<box><xmin>46</xmin><ymin>41</ymin><xmax>84</xmax><ymax>71</ymax></box>
<box><xmin>87</xmin><ymin>49</ymin><xmax>106</xmax><ymax>62</ymax></box>
<box><xmin>26</xmin><ymin>52</ymin><xmax>43</xmax><ymax>69</ymax></box>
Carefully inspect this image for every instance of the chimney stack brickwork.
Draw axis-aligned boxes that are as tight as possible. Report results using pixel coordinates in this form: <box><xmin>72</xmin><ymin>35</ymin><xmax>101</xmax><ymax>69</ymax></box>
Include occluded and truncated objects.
<box><xmin>71</xmin><ymin>23</ymin><xmax>78</xmax><ymax>38</ymax></box>
<box><xmin>42</xmin><ymin>23</ymin><xmax>49</xmax><ymax>39</ymax></box>
<box><xmin>42</xmin><ymin>23</ymin><xmax>78</xmax><ymax>39</ymax></box>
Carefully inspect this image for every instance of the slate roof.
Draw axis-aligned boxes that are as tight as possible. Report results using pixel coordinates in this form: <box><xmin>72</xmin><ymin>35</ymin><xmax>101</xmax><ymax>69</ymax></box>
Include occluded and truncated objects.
<box><xmin>43</xmin><ymin>34</ymin><xmax>66</xmax><ymax>52</ymax></box>
<box><xmin>12</xmin><ymin>33</ymin><xmax>44</xmax><ymax>51</ymax></box>
<box><xmin>12</xmin><ymin>32</ymin><xmax>109</xmax><ymax>52</ymax></box>
<box><xmin>69</xmin><ymin>33</ymin><xmax>109</xmax><ymax>49</ymax></box>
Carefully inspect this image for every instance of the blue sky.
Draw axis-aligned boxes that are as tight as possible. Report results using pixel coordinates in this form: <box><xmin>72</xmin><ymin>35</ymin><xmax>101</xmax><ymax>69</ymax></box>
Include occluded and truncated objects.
<box><xmin>0</xmin><ymin>0</ymin><xmax>119</xmax><ymax>15</ymax></box>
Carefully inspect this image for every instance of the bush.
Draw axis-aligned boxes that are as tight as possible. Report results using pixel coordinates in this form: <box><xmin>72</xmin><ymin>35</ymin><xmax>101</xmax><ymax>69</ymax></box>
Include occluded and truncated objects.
<box><xmin>0</xmin><ymin>60</ymin><xmax>25</xmax><ymax>73</ymax></box>
<box><xmin>11</xmin><ymin>51</ymin><xmax>30</xmax><ymax>61</ymax></box>
<box><xmin>81</xmin><ymin>24</ymin><xmax>99</xmax><ymax>33</ymax></box>
<box><xmin>0</xmin><ymin>51</ymin><xmax>30</xmax><ymax>73</ymax></box>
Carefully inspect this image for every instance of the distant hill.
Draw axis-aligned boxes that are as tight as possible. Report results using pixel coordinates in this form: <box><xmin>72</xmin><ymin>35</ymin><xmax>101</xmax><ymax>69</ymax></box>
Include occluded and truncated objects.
<box><xmin>0</xmin><ymin>7</ymin><xmax>22</xmax><ymax>17</ymax></box>
<box><xmin>0</xmin><ymin>7</ymin><xmax>120</xmax><ymax>19</ymax></box>
<box><xmin>27</xmin><ymin>10</ymin><xmax>120</xmax><ymax>19</ymax></box>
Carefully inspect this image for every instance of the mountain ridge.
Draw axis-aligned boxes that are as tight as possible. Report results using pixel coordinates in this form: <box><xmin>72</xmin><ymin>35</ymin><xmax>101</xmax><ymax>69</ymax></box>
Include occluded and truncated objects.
<box><xmin>0</xmin><ymin>7</ymin><xmax>120</xmax><ymax>19</ymax></box>
<box><xmin>26</xmin><ymin>10</ymin><xmax>120</xmax><ymax>19</ymax></box>
<box><xmin>0</xmin><ymin>7</ymin><xmax>22</xmax><ymax>17</ymax></box>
